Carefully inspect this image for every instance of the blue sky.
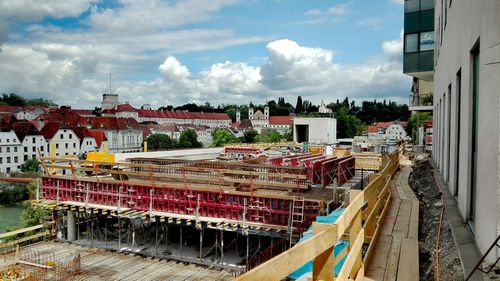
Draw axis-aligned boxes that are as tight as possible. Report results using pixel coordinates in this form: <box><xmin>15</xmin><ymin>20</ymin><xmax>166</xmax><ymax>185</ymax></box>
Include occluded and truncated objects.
<box><xmin>0</xmin><ymin>0</ymin><xmax>410</xmax><ymax>108</ymax></box>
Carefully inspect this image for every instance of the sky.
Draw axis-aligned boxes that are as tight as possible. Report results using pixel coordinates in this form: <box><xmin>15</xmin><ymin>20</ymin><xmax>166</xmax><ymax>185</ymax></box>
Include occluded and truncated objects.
<box><xmin>0</xmin><ymin>0</ymin><xmax>410</xmax><ymax>109</ymax></box>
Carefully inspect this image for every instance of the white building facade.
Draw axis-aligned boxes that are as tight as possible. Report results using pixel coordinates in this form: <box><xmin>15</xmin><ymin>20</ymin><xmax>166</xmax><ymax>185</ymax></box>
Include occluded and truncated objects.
<box><xmin>0</xmin><ymin>131</ymin><xmax>24</xmax><ymax>174</ymax></box>
<box><xmin>432</xmin><ymin>0</ymin><xmax>500</xmax><ymax>263</ymax></box>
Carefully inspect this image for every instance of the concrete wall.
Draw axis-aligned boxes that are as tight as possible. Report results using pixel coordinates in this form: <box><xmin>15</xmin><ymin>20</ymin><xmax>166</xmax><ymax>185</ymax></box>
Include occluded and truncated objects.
<box><xmin>433</xmin><ymin>0</ymin><xmax>500</xmax><ymax>262</ymax></box>
<box><xmin>293</xmin><ymin>117</ymin><xmax>337</xmax><ymax>144</ymax></box>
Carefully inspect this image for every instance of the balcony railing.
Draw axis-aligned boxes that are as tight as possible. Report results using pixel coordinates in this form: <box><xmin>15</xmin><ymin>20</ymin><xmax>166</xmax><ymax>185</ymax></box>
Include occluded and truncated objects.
<box><xmin>409</xmin><ymin>93</ymin><xmax>433</xmax><ymax>107</ymax></box>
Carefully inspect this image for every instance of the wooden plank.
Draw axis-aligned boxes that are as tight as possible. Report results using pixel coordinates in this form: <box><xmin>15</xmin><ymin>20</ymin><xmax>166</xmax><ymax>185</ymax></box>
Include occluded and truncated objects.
<box><xmin>364</xmin><ymin>235</ymin><xmax>392</xmax><ymax>280</ymax></box>
<box><xmin>0</xmin><ymin>222</ymin><xmax>53</xmax><ymax>239</ymax></box>
<box><xmin>408</xmin><ymin>201</ymin><xmax>420</xmax><ymax>241</ymax></box>
<box><xmin>380</xmin><ymin>199</ymin><xmax>400</xmax><ymax>236</ymax></box>
<box><xmin>234</xmin><ymin>225</ymin><xmax>338</xmax><ymax>281</ymax></box>
<box><xmin>337</xmin><ymin>229</ymin><xmax>364</xmax><ymax>281</ymax></box>
<box><xmin>383</xmin><ymin>237</ymin><xmax>401</xmax><ymax>281</ymax></box>
<box><xmin>396</xmin><ymin>238</ymin><xmax>419</xmax><ymax>281</ymax></box>
<box><xmin>391</xmin><ymin>200</ymin><xmax>412</xmax><ymax>238</ymax></box>
<box><xmin>313</xmin><ymin>223</ymin><xmax>336</xmax><ymax>281</ymax></box>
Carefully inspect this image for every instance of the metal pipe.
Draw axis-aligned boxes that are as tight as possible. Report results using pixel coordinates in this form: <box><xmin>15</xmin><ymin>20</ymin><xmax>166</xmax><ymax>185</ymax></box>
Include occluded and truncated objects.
<box><xmin>199</xmin><ymin>227</ymin><xmax>203</xmax><ymax>261</ymax></box>
<box><xmin>179</xmin><ymin>226</ymin><xmax>183</xmax><ymax>259</ymax></box>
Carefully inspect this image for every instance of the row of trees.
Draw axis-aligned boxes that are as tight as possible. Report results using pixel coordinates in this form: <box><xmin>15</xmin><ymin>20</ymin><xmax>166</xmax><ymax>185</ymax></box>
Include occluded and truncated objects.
<box><xmin>0</xmin><ymin>93</ymin><xmax>56</xmax><ymax>106</ymax></box>
<box><xmin>146</xmin><ymin>130</ymin><xmax>203</xmax><ymax>150</ymax></box>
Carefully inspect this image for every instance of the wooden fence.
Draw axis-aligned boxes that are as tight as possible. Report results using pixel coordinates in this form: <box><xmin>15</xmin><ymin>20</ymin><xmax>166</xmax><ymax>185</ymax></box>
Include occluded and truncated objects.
<box><xmin>235</xmin><ymin>148</ymin><xmax>401</xmax><ymax>281</ymax></box>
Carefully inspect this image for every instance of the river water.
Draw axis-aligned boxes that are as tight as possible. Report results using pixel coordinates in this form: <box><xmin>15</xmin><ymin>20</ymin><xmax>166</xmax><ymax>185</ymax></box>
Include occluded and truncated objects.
<box><xmin>0</xmin><ymin>205</ymin><xmax>25</xmax><ymax>233</ymax></box>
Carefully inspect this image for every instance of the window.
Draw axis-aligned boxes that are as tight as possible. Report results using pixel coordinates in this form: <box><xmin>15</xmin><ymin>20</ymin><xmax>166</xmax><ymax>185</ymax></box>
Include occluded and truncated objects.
<box><xmin>24</xmin><ymin>155</ymin><xmax>28</xmax><ymax>161</ymax></box>
<box><xmin>420</xmin><ymin>31</ymin><xmax>435</xmax><ymax>51</ymax></box>
<box><xmin>0</xmin><ymin>158</ymin><xmax>2</xmax><ymax>164</ymax></box>
<box><xmin>32</xmin><ymin>147</ymin><xmax>36</xmax><ymax>152</ymax></box>
<box><xmin>14</xmin><ymin>156</ymin><xmax>18</xmax><ymax>163</ymax></box>
<box><xmin>405</xmin><ymin>33</ymin><xmax>419</xmax><ymax>53</ymax></box>
<box><xmin>32</xmin><ymin>137</ymin><xmax>35</xmax><ymax>143</ymax></box>
<box><xmin>14</xmin><ymin>147</ymin><xmax>17</xmax><ymax>152</ymax></box>
<box><xmin>421</xmin><ymin>0</ymin><xmax>434</xmax><ymax>10</ymax></box>
<box><xmin>6</xmin><ymin>147</ymin><xmax>10</xmax><ymax>153</ymax></box>
<box><xmin>73</xmin><ymin>143</ymin><xmax>76</xmax><ymax>148</ymax></box>
<box><xmin>56</xmin><ymin>143</ymin><xmax>59</xmax><ymax>149</ymax></box>
<box><xmin>7</xmin><ymin>157</ymin><xmax>11</xmax><ymax>163</ymax></box>
<box><xmin>69</xmin><ymin>134</ymin><xmax>72</xmax><ymax>139</ymax></box>
<box><xmin>65</xmin><ymin>143</ymin><xmax>68</xmax><ymax>149</ymax></box>
<box><xmin>41</xmin><ymin>146</ymin><xmax>44</xmax><ymax>152</ymax></box>
<box><xmin>60</xmin><ymin>133</ymin><xmax>64</xmax><ymax>139</ymax></box>
<box><xmin>24</xmin><ymin>147</ymin><xmax>28</xmax><ymax>152</ymax></box>
<box><xmin>7</xmin><ymin>139</ymin><xmax>9</xmax><ymax>143</ymax></box>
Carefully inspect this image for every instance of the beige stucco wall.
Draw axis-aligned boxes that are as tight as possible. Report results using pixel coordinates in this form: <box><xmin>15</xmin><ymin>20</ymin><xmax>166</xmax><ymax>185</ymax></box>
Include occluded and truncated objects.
<box><xmin>433</xmin><ymin>0</ymin><xmax>500</xmax><ymax>263</ymax></box>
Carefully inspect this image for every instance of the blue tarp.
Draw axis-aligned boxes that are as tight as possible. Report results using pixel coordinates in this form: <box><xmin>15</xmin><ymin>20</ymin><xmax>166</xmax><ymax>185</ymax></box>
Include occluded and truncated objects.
<box><xmin>288</xmin><ymin>208</ymin><xmax>349</xmax><ymax>280</ymax></box>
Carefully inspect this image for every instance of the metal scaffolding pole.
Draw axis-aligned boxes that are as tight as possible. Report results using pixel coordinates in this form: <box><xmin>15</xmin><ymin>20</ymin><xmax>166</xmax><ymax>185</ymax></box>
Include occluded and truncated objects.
<box><xmin>221</xmin><ymin>230</ymin><xmax>224</xmax><ymax>264</ymax></box>
<box><xmin>246</xmin><ymin>234</ymin><xmax>250</xmax><ymax>271</ymax></box>
<box><xmin>179</xmin><ymin>226</ymin><xmax>183</xmax><ymax>259</ymax></box>
<box><xmin>199</xmin><ymin>227</ymin><xmax>203</xmax><ymax>262</ymax></box>
<box><xmin>155</xmin><ymin>218</ymin><xmax>159</xmax><ymax>256</ymax></box>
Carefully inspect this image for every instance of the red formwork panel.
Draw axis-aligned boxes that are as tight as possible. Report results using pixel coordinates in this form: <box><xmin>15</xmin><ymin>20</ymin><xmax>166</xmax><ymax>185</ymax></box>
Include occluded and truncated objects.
<box><xmin>41</xmin><ymin>176</ymin><xmax>321</xmax><ymax>228</ymax></box>
<box><xmin>321</xmin><ymin>157</ymin><xmax>338</xmax><ymax>187</ymax></box>
<box><xmin>300</xmin><ymin>155</ymin><xmax>326</xmax><ymax>183</ymax></box>
<box><xmin>337</xmin><ymin>156</ymin><xmax>356</xmax><ymax>186</ymax></box>
<box><xmin>290</xmin><ymin>154</ymin><xmax>317</xmax><ymax>166</ymax></box>
<box><xmin>270</xmin><ymin>156</ymin><xmax>284</xmax><ymax>166</ymax></box>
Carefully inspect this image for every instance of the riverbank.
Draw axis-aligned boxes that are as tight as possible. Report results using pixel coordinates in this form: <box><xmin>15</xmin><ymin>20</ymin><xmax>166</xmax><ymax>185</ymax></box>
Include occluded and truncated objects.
<box><xmin>0</xmin><ymin>204</ymin><xmax>25</xmax><ymax>233</ymax></box>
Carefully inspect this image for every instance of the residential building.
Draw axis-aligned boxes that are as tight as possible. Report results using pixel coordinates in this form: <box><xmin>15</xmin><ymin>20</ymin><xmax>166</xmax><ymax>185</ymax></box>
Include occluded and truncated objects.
<box><xmin>90</xmin><ymin>117</ymin><xmax>143</xmax><ymax>153</ymax></box>
<box><xmin>0</xmin><ymin>126</ymin><xmax>23</xmax><ymax>174</ymax></box>
<box><xmin>432</xmin><ymin>0</ymin><xmax>500</xmax><ymax>264</ymax></box>
<box><xmin>385</xmin><ymin>123</ymin><xmax>408</xmax><ymax>140</ymax></box>
<box><xmin>12</xmin><ymin>122</ymin><xmax>48</xmax><ymax>161</ymax></box>
<box><xmin>41</xmin><ymin>122</ymin><xmax>80</xmax><ymax>157</ymax></box>
<box><xmin>73</xmin><ymin>127</ymin><xmax>100</xmax><ymax>154</ymax></box>
<box><xmin>403</xmin><ymin>0</ymin><xmax>435</xmax><ymax>113</ymax></box>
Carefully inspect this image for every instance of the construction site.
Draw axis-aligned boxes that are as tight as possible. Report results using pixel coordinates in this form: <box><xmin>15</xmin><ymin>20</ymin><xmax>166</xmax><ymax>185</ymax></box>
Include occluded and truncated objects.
<box><xmin>0</xmin><ymin>144</ymin><xmax>410</xmax><ymax>280</ymax></box>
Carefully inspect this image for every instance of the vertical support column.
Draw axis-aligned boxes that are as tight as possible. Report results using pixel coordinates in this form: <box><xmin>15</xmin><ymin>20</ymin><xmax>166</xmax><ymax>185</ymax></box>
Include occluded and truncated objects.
<box><xmin>67</xmin><ymin>210</ymin><xmax>76</xmax><ymax>242</ymax></box>
<box><xmin>245</xmin><ymin>234</ymin><xmax>250</xmax><ymax>271</ymax></box>
<box><xmin>199</xmin><ymin>227</ymin><xmax>203</xmax><ymax>262</ymax></box>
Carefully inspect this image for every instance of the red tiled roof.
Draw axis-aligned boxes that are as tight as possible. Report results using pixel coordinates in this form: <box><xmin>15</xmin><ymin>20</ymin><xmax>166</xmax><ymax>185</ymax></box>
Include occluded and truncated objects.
<box><xmin>40</xmin><ymin>122</ymin><xmax>63</xmax><ymax>139</ymax></box>
<box><xmin>90</xmin><ymin>117</ymin><xmax>141</xmax><ymax>130</ymax></box>
<box><xmin>367</xmin><ymin>125</ymin><xmax>378</xmax><ymax>133</ymax></box>
<box><xmin>115</xmin><ymin>103</ymin><xmax>138</xmax><ymax>112</ymax></box>
<box><xmin>269</xmin><ymin>116</ymin><xmax>293</xmax><ymax>125</ymax></box>
<box><xmin>0</xmin><ymin>105</ymin><xmax>22</xmax><ymax>113</ymax></box>
<box><xmin>89</xmin><ymin>130</ymin><xmax>107</xmax><ymax>148</ymax></box>
<box><xmin>231</xmin><ymin>119</ymin><xmax>253</xmax><ymax>130</ymax></box>
<box><xmin>137</xmin><ymin>110</ymin><xmax>230</xmax><ymax>120</ymax></box>
<box><xmin>12</xmin><ymin>122</ymin><xmax>41</xmax><ymax>141</ymax></box>
<box><xmin>71</xmin><ymin>126</ymin><xmax>93</xmax><ymax>143</ymax></box>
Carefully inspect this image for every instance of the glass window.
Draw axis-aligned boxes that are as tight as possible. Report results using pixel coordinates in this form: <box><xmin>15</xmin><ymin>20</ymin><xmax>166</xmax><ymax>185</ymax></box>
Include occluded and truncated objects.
<box><xmin>14</xmin><ymin>147</ymin><xmax>17</xmax><ymax>152</ymax></box>
<box><xmin>420</xmin><ymin>31</ymin><xmax>435</xmax><ymax>51</ymax></box>
<box><xmin>405</xmin><ymin>33</ymin><xmax>419</xmax><ymax>52</ymax></box>
<box><xmin>405</xmin><ymin>0</ymin><xmax>419</xmax><ymax>13</ymax></box>
<box><xmin>421</xmin><ymin>0</ymin><xmax>434</xmax><ymax>10</ymax></box>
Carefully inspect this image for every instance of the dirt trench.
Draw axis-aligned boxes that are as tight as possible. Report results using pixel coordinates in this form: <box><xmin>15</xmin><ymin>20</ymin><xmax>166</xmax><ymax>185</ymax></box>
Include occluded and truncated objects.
<box><xmin>408</xmin><ymin>158</ymin><xmax>464</xmax><ymax>281</ymax></box>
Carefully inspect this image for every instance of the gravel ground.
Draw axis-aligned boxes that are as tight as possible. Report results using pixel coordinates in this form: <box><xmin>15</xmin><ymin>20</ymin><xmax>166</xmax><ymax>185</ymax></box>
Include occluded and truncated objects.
<box><xmin>408</xmin><ymin>158</ymin><xmax>464</xmax><ymax>281</ymax></box>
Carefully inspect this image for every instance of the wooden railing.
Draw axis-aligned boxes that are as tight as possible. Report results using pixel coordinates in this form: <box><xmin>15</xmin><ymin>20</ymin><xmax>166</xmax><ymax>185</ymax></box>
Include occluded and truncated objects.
<box><xmin>235</xmin><ymin>149</ymin><xmax>401</xmax><ymax>281</ymax></box>
<box><xmin>0</xmin><ymin>222</ymin><xmax>55</xmax><ymax>253</ymax></box>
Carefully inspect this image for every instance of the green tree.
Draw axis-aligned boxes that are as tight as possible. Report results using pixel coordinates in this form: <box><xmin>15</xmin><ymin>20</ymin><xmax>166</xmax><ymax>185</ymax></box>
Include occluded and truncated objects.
<box><xmin>295</xmin><ymin>96</ymin><xmax>303</xmax><ymax>114</ymax></box>
<box><xmin>243</xmin><ymin>130</ymin><xmax>258</xmax><ymax>143</ymax></box>
<box><xmin>336</xmin><ymin>107</ymin><xmax>366</xmax><ymax>138</ymax></box>
<box><xmin>406</xmin><ymin>112</ymin><xmax>433</xmax><ymax>140</ymax></box>
<box><xmin>20</xmin><ymin>158</ymin><xmax>41</xmax><ymax>173</ymax></box>
<box><xmin>147</xmin><ymin>134</ymin><xmax>177</xmax><ymax>150</ymax></box>
<box><xmin>211</xmin><ymin>128</ymin><xmax>239</xmax><ymax>147</ymax></box>
<box><xmin>178</xmin><ymin>130</ymin><xmax>203</xmax><ymax>148</ymax></box>
<box><xmin>255</xmin><ymin>129</ymin><xmax>281</xmax><ymax>143</ymax></box>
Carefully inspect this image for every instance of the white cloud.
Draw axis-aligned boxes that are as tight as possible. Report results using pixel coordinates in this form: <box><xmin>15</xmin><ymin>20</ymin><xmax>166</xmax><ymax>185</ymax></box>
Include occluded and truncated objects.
<box><xmin>357</xmin><ymin>18</ymin><xmax>382</xmax><ymax>29</ymax></box>
<box><xmin>390</xmin><ymin>0</ymin><xmax>404</xmax><ymax>5</ymax></box>
<box><xmin>0</xmin><ymin>0</ymin><xmax>95</xmax><ymax>46</ymax></box>
<box><xmin>305</xmin><ymin>3</ymin><xmax>351</xmax><ymax>17</ymax></box>
<box><xmin>382</xmin><ymin>30</ymin><xmax>404</xmax><ymax>62</ymax></box>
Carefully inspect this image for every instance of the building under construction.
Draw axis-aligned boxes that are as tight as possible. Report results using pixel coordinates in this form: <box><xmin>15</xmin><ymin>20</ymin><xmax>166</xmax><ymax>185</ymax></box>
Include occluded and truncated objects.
<box><xmin>35</xmin><ymin>146</ymin><xmax>361</xmax><ymax>273</ymax></box>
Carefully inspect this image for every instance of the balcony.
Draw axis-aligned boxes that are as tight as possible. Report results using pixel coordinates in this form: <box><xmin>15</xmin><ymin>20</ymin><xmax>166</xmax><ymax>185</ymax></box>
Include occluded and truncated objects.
<box><xmin>409</xmin><ymin>93</ymin><xmax>433</xmax><ymax>111</ymax></box>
